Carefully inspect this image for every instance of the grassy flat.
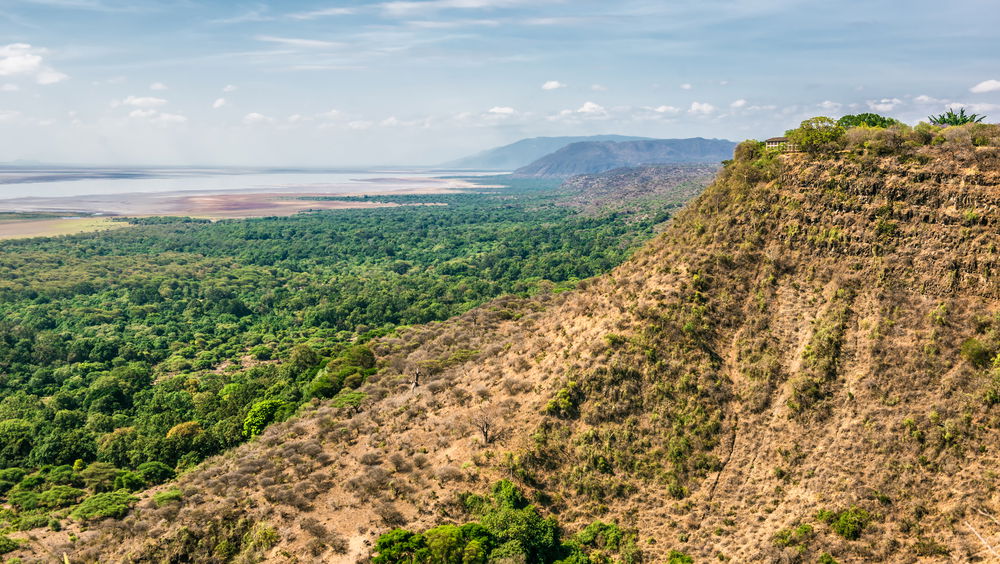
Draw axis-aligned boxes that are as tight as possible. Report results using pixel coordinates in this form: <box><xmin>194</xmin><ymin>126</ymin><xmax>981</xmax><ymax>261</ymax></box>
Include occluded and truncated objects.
<box><xmin>0</xmin><ymin>217</ymin><xmax>128</xmax><ymax>239</ymax></box>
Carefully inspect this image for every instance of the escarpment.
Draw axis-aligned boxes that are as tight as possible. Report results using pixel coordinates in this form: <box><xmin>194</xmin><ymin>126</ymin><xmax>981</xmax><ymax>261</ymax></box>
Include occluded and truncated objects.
<box><xmin>63</xmin><ymin>144</ymin><xmax>1000</xmax><ymax>563</ymax></box>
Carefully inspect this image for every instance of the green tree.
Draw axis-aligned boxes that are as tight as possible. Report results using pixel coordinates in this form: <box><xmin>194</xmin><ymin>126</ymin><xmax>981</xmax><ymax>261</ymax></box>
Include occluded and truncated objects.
<box><xmin>786</xmin><ymin>117</ymin><xmax>845</xmax><ymax>153</ymax></box>
<box><xmin>373</xmin><ymin>529</ymin><xmax>427</xmax><ymax>563</ymax></box>
<box><xmin>136</xmin><ymin>461</ymin><xmax>175</xmax><ymax>485</ymax></box>
<box><xmin>71</xmin><ymin>491</ymin><xmax>138</xmax><ymax>522</ymax></box>
<box><xmin>38</xmin><ymin>485</ymin><xmax>86</xmax><ymax>508</ymax></box>
<box><xmin>242</xmin><ymin>399</ymin><xmax>285</xmax><ymax>438</ymax></box>
<box><xmin>0</xmin><ymin>419</ymin><xmax>34</xmax><ymax>467</ymax></box>
<box><xmin>80</xmin><ymin>461</ymin><xmax>118</xmax><ymax>492</ymax></box>
<box><xmin>331</xmin><ymin>391</ymin><xmax>367</xmax><ymax>414</ymax></box>
<box><xmin>837</xmin><ymin>113</ymin><xmax>901</xmax><ymax>129</ymax></box>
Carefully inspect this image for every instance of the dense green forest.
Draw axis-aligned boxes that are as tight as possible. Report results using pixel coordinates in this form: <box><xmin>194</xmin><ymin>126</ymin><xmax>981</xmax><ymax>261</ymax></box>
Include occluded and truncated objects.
<box><xmin>0</xmin><ymin>176</ymin><xmax>677</xmax><ymax>534</ymax></box>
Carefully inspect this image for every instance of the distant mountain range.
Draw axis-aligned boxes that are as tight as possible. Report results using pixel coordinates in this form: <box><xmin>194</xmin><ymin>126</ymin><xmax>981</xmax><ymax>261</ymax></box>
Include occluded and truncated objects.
<box><xmin>513</xmin><ymin>138</ymin><xmax>738</xmax><ymax>177</ymax></box>
<box><xmin>441</xmin><ymin>135</ymin><xmax>651</xmax><ymax>170</ymax></box>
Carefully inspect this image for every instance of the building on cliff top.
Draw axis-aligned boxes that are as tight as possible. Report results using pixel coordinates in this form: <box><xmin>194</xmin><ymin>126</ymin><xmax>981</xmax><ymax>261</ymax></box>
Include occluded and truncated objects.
<box><xmin>766</xmin><ymin>136</ymin><xmax>799</xmax><ymax>151</ymax></box>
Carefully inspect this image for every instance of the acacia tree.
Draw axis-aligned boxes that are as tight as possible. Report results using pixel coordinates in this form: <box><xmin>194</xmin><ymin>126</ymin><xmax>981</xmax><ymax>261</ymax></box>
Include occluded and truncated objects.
<box><xmin>472</xmin><ymin>407</ymin><xmax>502</xmax><ymax>445</ymax></box>
<box><xmin>929</xmin><ymin>108</ymin><xmax>986</xmax><ymax>126</ymax></box>
<box><xmin>837</xmin><ymin>113</ymin><xmax>901</xmax><ymax>129</ymax></box>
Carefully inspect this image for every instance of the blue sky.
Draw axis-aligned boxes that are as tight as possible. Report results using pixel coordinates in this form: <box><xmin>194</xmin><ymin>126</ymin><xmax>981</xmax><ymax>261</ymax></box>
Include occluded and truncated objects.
<box><xmin>0</xmin><ymin>0</ymin><xmax>998</xmax><ymax>165</ymax></box>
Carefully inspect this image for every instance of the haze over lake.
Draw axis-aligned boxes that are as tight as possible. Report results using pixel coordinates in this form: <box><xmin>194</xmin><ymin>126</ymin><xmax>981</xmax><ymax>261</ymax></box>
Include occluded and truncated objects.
<box><xmin>0</xmin><ymin>167</ymin><xmax>481</xmax><ymax>201</ymax></box>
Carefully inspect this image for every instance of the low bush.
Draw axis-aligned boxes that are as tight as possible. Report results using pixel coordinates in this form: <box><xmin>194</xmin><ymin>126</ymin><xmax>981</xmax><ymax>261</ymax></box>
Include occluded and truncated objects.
<box><xmin>71</xmin><ymin>491</ymin><xmax>138</xmax><ymax>522</ymax></box>
<box><xmin>0</xmin><ymin>534</ymin><xmax>19</xmax><ymax>554</ymax></box>
<box><xmin>153</xmin><ymin>488</ymin><xmax>183</xmax><ymax>507</ymax></box>
<box><xmin>816</xmin><ymin>506</ymin><xmax>871</xmax><ymax>540</ymax></box>
<box><xmin>38</xmin><ymin>485</ymin><xmax>85</xmax><ymax>508</ymax></box>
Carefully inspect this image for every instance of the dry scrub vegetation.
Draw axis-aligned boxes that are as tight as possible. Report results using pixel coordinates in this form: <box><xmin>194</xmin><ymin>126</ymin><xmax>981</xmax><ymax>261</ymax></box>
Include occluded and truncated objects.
<box><xmin>26</xmin><ymin>131</ymin><xmax>1000</xmax><ymax>562</ymax></box>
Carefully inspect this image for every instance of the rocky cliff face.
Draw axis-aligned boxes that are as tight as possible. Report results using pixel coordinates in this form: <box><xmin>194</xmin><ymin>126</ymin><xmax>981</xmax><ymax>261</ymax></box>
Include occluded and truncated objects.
<box><xmin>63</xmin><ymin>143</ymin><xmax>1000</xmax><ymax>563</ymax></box>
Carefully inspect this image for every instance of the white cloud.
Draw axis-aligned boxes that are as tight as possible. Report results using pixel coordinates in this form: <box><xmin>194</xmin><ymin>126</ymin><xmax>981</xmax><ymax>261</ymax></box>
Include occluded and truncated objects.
<box><xmin>652</xmin><ymin>105</ymin><xmax>679</xmax><ymax>114</ymax></box>
<box><xmin>149</xmin><ymin>112</ymin><xmax>187</xmax><ymax>126</ymax></box>
<box><xmin>36</xmin><ymin>68</ymin><xmax>68</xmax><ymax>85</ymax></box>
<box><xmin>120</xmin><ymin>95</ymin><xmax>167</xmax><ymax>108</ymax></box>
<box><xmin>688</xmin><ymin>101</ymin><xmax>715</xmax><ymax>115</ymax></box>
<box><xmin>0</xmin><ymin>110</ymin><xmax>20</xmax><ymax>122</ymax></box>
<box><xmin>590</xmin><ymin>84</ymin><xmax>607</xmax><ymax>91</ymax></box>
<box><xmin>970</xmin><ymin>80</ymin><xmax>1000</xmax><ymax>94</ymax></box>
<box><xmin>730</xmin><ymin>99</ymin><xmax>747</xmax><ymax>108</ymax></box>
<box><xmin>488</xmin><ymin>106</ymin><xmax>516</xmax><ymax>115</ymax></box>
<box><xmin>0</xmin><ymin>83</ymin><xmax>18</xmax><ymax>92</ymax></box>
<box><xmin>548</xmin><ymin>101</ymin><xmax>610</xmax><ymax>122</ymax></box>
<box><xmin>288</xmin><ymin>114</ymin><xmax>303</xmax><ymax>123</ymax></box>
<box><xmin>255</xmin><ymin>35</ymin><xmax>342</xmax><ymax>49</ymax></box>
<box><xmin>680</xmin><ymin>83</ymin><xmax>692</xmax><ymax>90</ymax></box>
<box><xmin>406</xmin><ymin>19</ymin><xmax>501</xmax><ymax>29</ymax></box>
<box><xmin>0</xmin><ymin>43</ymin><xmax>67</xmax><ymax>85</ymax></box>
<box><xmin>867</xmin><ymin>97</ymin><xmax>901</xmax><ymax>112</ymax></box>
<box><xmin>818</xmin><ymin>100</ymin><xmax>841</xmax><ymax>111</ymax></box>
<box><xmin>317</xmin><ymin>109</ymin><xmax>342</xmax><ymax>120</ymax></box>
<box><xmin>149</xmin><ymin>82</ymin><xmax>168</xmax><ymax>91</ymax></box>
<box><xmin>914</xmin><ymin>94</ymin><xmax>947</xmax><ymax>105</ymax></box>
<box><xmin>243</xmin><ymin>112</ymin><xmax>274</xmax><ymax>125</ymax></box>
<box><xmin>212</xmin><ymin>98</ymin><xmax>226</xmax><ymax>109</ymax></box>
<box><xmin>223</xmin><ymin>84</ymin><xmax>238</xmax><ymax>93</ymax></box>
<box><xmin>380</xmin><ymin>116</ymin><xmax>401</xmax><ymax>126</ymax></box>
<box><xmin>348</xmin><ymin>120</ymin><xmax>373</xmax><ymax>130</ymax></box>
<box><xmin>128</xmin><ymin>109</ymin><xmax>187</xmax><ymax>126</ymax></box>
<box><xmin>288</xmin><ymin>7</ymin><xmax>355</xmax><ymax>20</ymax></box>
<box><xmin>950</xmin><ymin>102</ymin><xmax>1000</xmax><ymax>113</ymax></box>
<box><xmin>381</xmin><ymin>0</ymin><xmax>534</xmax><ymax>18</ymax></box>
<box><xmin>541</xmin><ymin>80</ymin><xmax>566</xmax><ymax>90</ymax></box>
<box><xmin>577</xmin><ymin>101</ymin><xmax>606</xmax><ymax>115</ymax></box>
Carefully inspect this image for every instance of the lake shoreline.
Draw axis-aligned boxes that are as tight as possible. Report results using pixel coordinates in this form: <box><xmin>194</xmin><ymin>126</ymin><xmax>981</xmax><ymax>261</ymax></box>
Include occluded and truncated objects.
<box><xmin>0</xmin><ymin>175</ymin><xmax>497</xmax><ymax>238</ymax></box>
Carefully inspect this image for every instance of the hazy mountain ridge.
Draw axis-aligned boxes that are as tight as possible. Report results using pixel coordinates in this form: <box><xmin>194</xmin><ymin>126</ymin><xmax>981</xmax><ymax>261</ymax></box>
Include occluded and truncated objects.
<box><xmin>441</xmin><ymin>135</ymin><xmax>652</xmax><ymax>170</ymax></box>
<box><xmin>513</xmin><ymin>138</ymin><xmax>738</xmax><ymax>177</ymax></box>
<box><xmin>53</xmin><ymin>139</ymin><xmax>1000</xmax><ymax>562</ymax></box>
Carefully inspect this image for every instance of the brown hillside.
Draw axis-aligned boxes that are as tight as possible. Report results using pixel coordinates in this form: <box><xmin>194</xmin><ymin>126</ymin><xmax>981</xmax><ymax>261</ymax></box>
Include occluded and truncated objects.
<box><xmin>57</xmin><ymin>142</ymin><xmax>1000</xmax><ymax>563</ymax></box>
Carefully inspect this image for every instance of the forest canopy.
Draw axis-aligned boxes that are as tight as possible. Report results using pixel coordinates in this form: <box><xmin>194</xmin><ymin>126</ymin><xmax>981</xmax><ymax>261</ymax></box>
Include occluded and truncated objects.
<box><xmin>0</xmin><ymin>174</ymin><xmax>690</xmax><ymax>533</ymax></box>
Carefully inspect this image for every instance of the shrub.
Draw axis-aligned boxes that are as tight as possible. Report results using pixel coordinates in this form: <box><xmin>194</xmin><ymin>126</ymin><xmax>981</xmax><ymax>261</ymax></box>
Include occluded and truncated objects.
<box><xmin>242</xmin><ymin>399</ymin><xmax>285</xmax><ymax>438</ymax></box>
<box><xmin>16</xmin><ymin>514</ymin><xmax>48</xmax><ymax>531</ymax></box>
<box><xmin>0</xmin><ymin>468</ymin><xmax>25</xmax><ymax>484</ymax></box>
<box><xmin>71</xmin><ymin>491</ymin><xmax>139</xmax><ymax>522</ymax></box>
<box><xmin>773</xmin><ymin>523</ymin><xmax>814</xmax><ymax>547</ymax></box>
<box><xmin>114</xmin><ymin>470</ymin><xmax>145</xmax><ymax>492</ymax></box>
<box><xmin>38</xmin><ymin>485</ymin><xmax>85</xmax><ymax>508</ymax></box>
<box><xmin>375</xmin><ymin>482</ymin><xmax>580</xmax><ymax>563</ymax></box>
<box><xmin>331</xmin><ymin>391</ymin><xmax>367</xmax><ymax>413</ymax></box>
<box><xmin>374</xmin><ymin>529</ymin><xmax>425</xmax><ymax>563</ymax></box>
<box><xmin>8</xmin><ymin>490</ymin><xmax>38</xmax><ymax>511</ymax></box>
<box><xmin>667</xmin><ymin>550</ymin><xmax>694</xmax><ymax>563</ymax></box>
<box><xmin>80</xmin><ymin>462</ymin><xmax>118</xmax><ymax>492</ymax></box>
<box><xmin>960</xmin><ymin>338</ymin><xmax>994</xmax><ymax>368</ymax></box>
<box><xmin>250</xmin><ymin>345</ymin><xmax>273</xmax><ymax>360</ymax></box>
<box><xmin>0</xmin><ymin>535</ymin><xmax>19</xmax><ymax>554</ymax></box>
<box><xmin>817</xmin><ymin>506</ymin><xmax>871</xmax><ymax>540</ymax></box>
<box><xmin>136</xmin><ymin>461</ymin><xmax>175</xmax><ymax>485</ymax></box>
<box><xmin>544</xmin><ymin>381</ymin><xmax>582</xmax><ymax>419</ymax></box>
<box><xmin>153</xmin><ymin>488</ymin><xmax>183</xmax><ymax>507</ymax></box>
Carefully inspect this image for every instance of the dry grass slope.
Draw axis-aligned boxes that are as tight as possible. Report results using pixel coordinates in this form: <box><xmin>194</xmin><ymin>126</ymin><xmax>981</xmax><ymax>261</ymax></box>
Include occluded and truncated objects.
<box><xmin>44</xmin><ymin>142</ymin><xmax>1000</xmax><ymax>563</ymax></box>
